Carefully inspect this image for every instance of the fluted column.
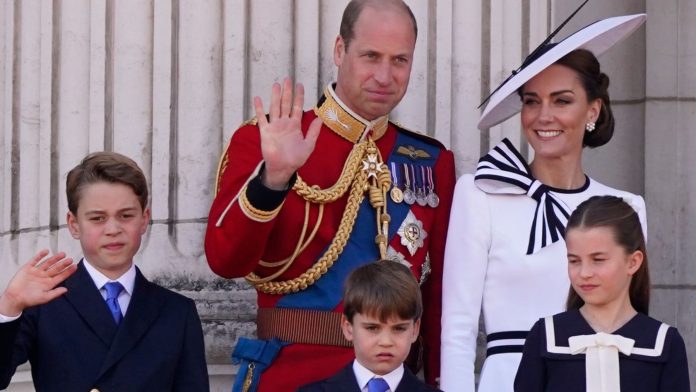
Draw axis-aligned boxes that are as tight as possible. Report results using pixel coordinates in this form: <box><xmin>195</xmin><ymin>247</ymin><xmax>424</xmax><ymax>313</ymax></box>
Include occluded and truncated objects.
<box><xmin>3</xmin><ymin>0</ymin><xmax>685</xmax><ymax>389</ymax></box>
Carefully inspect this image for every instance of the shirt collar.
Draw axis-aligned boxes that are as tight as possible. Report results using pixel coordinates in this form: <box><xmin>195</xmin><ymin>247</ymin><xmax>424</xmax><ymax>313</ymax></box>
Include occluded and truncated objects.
<box><xmin>82</xmin><ymin>258</ymin><xmax>136</xmax><ymax>296</ymax></box>
<box><xmin>353</xmin><ymin>359</ymin><xmax>404</xmax><ymax>392</ymax></box>
<box><xmin>314</xmin><ymin>83</ymin><xmax>390</xmax><ymax>144</ymax></box>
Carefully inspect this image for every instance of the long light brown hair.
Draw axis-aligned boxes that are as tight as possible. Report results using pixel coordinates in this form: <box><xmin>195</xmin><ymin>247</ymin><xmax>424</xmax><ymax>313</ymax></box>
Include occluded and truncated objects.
<box><xmin>565</xmin><ymin>195</ymin><xmax>650</xmax><ymax>314</ymax></box>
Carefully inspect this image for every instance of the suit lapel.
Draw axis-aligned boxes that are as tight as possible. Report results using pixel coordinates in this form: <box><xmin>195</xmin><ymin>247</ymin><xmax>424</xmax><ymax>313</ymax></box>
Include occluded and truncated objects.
<box><xmin>395</xmin><ymin>367</ymin><xmax>423</xmax><ymax>392</ymax></box>
<box><xmin>63</xmin><ymin>262</ymin><xmax>119</xmax><ymax>346</ymax></box>
<box><xmin>326</xmin><ymin>364</ymin><xmax>361</xmax><ymax>392</ymax></box>
<box><xmin>98</xmin><ymin>267</ymin><xmax>164</xmax><ymax>377</ymax></box>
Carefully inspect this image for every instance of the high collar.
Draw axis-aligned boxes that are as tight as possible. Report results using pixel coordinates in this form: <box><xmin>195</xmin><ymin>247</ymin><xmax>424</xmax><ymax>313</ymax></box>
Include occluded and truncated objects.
<box><xmin>314</xmin><ymin>84</ymin><xmax>389</xmax><ymax>144</ymax></box>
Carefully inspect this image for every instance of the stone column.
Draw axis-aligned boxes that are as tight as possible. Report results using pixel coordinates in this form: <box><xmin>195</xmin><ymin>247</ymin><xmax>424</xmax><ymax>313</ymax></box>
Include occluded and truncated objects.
<box><xmin>646</xmin><ymin>0</ymin><xmax>696</xmax><ymax>386</ymax></box>
<box><xmin>3</xmin><ymin>0</ymin><xmax>692</xmax><ymax>390</ymax></box>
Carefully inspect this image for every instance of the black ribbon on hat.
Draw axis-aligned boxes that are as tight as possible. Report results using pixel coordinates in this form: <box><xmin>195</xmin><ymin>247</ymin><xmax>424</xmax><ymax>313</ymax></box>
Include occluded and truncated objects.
<box><xmin>478</xmin><ymin>0</ymin><xmax>590</xmax><ymax>109</ymax></box>
<box><xmin>475</xmin><ymin>138</ymin><xmax>572</xmax><ymax>255</ymax></box>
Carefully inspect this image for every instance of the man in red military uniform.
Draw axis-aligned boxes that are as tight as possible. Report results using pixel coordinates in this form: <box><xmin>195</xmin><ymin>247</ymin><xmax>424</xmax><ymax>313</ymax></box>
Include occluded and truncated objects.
<box><xmin>205</xmin><ymin>1</ymin><xmax>455</xmax><ymax>390</ymax></box>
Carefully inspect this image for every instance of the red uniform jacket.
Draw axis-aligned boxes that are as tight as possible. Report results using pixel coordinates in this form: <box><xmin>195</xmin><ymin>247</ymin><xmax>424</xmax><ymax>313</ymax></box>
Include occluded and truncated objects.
<box><xmin>206</xmin><ymin>87</ymin><xmax>454</xmax><ymax>391</ymax></box>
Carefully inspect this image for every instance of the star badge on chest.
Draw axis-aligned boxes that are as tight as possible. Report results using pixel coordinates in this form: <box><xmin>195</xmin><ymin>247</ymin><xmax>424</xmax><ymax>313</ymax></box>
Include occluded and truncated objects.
<box><xmin>386</xmin><ymin>246</ymin><xmax>412</xmax><ymax>268</ymax></box>
<box><xmin>397</xmin><ymin>211</ymin><xmax>428</xmax><ymax>256</ymax></box>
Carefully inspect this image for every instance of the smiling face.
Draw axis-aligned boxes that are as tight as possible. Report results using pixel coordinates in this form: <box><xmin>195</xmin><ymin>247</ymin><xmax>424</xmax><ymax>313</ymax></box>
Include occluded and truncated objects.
<box><xmin>341</xmin><ymin>312</ymin><xmax>419</xmax><ymax>375</ymax></box>
<box><xmin>67</xmin><ymin>182</ymin><xmax>150</xmax><ymax>280</ymax></box>
<box><xmin>566</xmin><ymin>226</ymin><xmax>643</xmax><ymax>312</ymax></box>
<box><xmin>520</xmin><ymin>64</ymin><xmax>601</xmax><ymax>161</ymax></box>
<box><xmin>333</xmin><ymin>5</ymin><xmax>416</xmax><ymax>121</ymax></box>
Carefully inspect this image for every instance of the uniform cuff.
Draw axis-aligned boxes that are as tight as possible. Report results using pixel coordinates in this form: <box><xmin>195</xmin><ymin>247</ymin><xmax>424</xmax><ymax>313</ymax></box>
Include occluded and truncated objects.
<box><xmin>246</xmin><ymin>166</ymin><xmax>298</xmax><ymax>211</ymax></box>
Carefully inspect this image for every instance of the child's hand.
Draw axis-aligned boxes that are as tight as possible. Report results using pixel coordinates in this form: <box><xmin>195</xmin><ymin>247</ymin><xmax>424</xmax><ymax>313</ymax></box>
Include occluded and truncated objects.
<box><xmin>0</xmin><ymin>250</ymin><xmax>77</xmax><ymax>317</ymax></box>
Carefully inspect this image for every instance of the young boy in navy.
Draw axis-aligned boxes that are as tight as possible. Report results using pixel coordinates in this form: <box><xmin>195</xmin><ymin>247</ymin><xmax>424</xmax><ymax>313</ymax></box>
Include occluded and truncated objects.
<box><xmin>298</xmin><ymin>261</ymin><xmax>441</xmax><ymax>392</ymax></box>
<box><xmin>0</xmin><ymin>152</ymin><xmax>209</xmax><ymax>391</ymax></box>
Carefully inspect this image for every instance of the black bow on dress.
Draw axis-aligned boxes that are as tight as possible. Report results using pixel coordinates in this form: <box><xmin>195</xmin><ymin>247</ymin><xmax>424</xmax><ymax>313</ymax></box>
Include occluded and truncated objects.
<box><xmin>475</xmin><ymin>138</ymin><xmax>572</xmax><ymax>255</ymax></box>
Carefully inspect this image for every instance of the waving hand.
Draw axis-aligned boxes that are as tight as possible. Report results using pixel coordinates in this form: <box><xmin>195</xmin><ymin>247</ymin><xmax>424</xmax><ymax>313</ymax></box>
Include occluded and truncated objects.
<box><xmin>0</xmin><ymin>250</ymin><xmax>76</xmax><ymax>317</ymax></box>
<box><xmin>254</xmin><ymin>78</ymin><xmax>323</xmax><ymax>190</ymax></box>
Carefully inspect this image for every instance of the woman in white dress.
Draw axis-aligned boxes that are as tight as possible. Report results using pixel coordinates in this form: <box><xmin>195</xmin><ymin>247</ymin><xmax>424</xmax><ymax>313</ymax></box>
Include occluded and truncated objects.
<box><xmin>440</xmin><ymin>11</ymin><xmax>648</xmax><ymax>392</ymax></box>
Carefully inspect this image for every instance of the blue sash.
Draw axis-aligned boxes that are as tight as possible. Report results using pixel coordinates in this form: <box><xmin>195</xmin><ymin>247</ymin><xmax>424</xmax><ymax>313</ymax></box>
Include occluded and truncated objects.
<box><xmin>231</xmin><ymin>337</ymin><xmax>287</xmax><ymax>392</ymax></box>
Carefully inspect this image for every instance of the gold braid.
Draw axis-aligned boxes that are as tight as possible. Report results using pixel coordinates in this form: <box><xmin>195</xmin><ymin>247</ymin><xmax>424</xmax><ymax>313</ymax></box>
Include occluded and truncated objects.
<box><xmin>257</xmin><ymin>203</ymin><xmax>323</xmax><ymax>268</ymax></box>
<box><xmin>292</xmin><ymin>142</ymin><xmax>367</xmax><ymax>203</ymax></box>
<box><xmin>245</xmin><ymin>138</ymin><xmax>390</xmax><ymax>295</ymax></box>
<box><xmin>254</xmin><ymin>142</ymin><xmax>366</xmax><ymax>270</ymax></box>
<box><xmin>246</xmin><ymin>169</ymin><xmax>368</xmax><ymax>294</ymax></box>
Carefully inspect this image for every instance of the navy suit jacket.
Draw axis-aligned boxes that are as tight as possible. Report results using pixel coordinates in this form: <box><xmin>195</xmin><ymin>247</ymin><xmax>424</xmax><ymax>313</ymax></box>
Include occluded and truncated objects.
<box><xmin>297</xmin><ymin>363</ymin><xmax>441</xmax><ymax>392</ymax></box>
<box><xmin>0</xmin><ymin>262</ymin><xmax>209</xmax><ymax>391</ymax></box>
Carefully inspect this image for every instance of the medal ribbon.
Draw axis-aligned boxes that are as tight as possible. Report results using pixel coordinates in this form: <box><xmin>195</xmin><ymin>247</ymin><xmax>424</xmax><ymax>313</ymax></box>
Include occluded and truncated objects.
<box><xmin>390</xmin><ymin>162</ymin><xmax>399</xmax><ymax>188</ymax></box>
<box><xmin>276</xmin><ymin>132</ymin><xmax>440</xmax><ymax>310</ymax></box>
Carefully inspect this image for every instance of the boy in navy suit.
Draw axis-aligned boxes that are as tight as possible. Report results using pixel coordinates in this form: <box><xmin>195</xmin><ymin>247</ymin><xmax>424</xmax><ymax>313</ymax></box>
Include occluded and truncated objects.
<box><xmin>0</xmin><ymin>152</ymin><xmax>209</xmax><ymax>391</ymax></box>
<box><xmin>298</xmin><ymin>261</ymin><xmax>441</xmax><ymax>392</ymax></box>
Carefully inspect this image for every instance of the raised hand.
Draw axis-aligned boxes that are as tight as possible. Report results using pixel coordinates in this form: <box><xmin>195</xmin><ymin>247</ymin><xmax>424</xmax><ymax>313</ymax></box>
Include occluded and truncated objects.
<box><xmin>0</xmin><ymin>250</ymin><xmax>76</xmax><ymax>317</ymax></box>
<box><xmin>254</xmin><ymin>78</ymin><xmax>323</xmax><ymax>190</ymax></box>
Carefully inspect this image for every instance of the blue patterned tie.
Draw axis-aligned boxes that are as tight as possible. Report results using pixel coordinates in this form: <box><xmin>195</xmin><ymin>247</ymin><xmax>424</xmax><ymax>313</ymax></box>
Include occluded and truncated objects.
<box><xmin>104</xmin><ymin>282</ymin><xmax>124</xmax><ymax>325</ymax></box>
<box><xmin>367</xmin><ymin>377</ymin><xmax>389</xmax><ymax>392</ymax></box>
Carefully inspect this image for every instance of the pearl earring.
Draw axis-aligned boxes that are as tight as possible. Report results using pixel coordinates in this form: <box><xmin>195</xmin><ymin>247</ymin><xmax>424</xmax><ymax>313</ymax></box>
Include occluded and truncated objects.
<box><xmin>585</xmin><ymin>122</ymin><xmax>596</xmax><ymax>132</ymax></box>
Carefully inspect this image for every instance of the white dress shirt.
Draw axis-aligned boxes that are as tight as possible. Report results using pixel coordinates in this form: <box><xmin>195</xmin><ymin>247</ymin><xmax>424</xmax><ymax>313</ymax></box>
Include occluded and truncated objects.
<box><xmin>0</xmin><ymin>311</ymin><xmax>20</xmax><ymax>323</ymax></box>
<box><xmin>353</xmin><ymin>359</ymin><xmax>404</xmax><ymax>392</ymax></box>
<box><xmin>83</xmin><ymin>259</ymin><xmax>136</xmax><ymax>315</ymax></box>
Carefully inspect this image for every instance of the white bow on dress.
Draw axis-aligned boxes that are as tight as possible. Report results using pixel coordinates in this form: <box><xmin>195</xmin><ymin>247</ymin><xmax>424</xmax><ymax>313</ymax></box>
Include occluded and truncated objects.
<box><xmin>568</xmin><ymin>332</ymin><xmax>635</xmax><ymax>392</ymax></box>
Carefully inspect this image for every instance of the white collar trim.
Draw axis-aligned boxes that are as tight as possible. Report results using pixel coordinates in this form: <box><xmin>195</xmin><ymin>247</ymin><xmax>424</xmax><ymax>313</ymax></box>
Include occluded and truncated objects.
<box><xmin>544</xmin><ymin>316</ymin><xmax>670</xmax><ymax>357</ymax></box>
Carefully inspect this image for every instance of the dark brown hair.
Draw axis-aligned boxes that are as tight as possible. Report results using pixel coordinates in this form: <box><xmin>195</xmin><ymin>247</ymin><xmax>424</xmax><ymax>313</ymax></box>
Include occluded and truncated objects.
<box><xmin>518</xmin><ymin>48</ymin><xmax>614</xmax><ymax>148</ymax></box>
<box><xmin>555</xmin><ymin>49</ymin><xmax>615</xmax><ymax>148</ymax></box>
<box><xmin>343</xmin><ymin>260</ymin><xmax>422</xmax><ymax>323</ymax></box>
<box><xmin>565</xmin><ymin>195</ymin><xmax>650</xmax><ymax>314</ymax></box>
<box><xmin>66</xmin><ymin>151</ymin><xmax>149</xmax><ymax>214</ymax></box>
<box><xmin>339</xmin><ymin>0</ymin><xmax>417</xmax><ymax>50</ymax></box>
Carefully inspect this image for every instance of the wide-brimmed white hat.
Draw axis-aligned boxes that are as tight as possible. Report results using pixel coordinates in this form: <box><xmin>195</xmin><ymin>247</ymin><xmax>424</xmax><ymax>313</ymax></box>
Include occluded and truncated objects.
<box><xmin>478</xmin><ymin>13</ymin><xmax>646</xmax><ymax>130</ymax></box>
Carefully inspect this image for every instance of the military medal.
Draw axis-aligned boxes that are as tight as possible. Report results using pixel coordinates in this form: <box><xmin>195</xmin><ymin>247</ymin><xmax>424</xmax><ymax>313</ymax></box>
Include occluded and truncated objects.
<box><xmin>362</xmin><ymin>153</ymin><xmax>384</xmax><ymax>179</ymax></box>
<box><xmin>416</xmin><ymin>166</ymin><xmax>428</xmax><ymax>206</ymax></box>
<box><xmin>389</xmin><ymin>162</ymin><xmax>404</xmax><ymax>203</ymax></box>
<box><xmin>416</xmin><ymin>192</ymin><xmax>428</xmax><ymax>207</ymax></box>
<box><xmin>397</xmin><ymin>211</ymin><xmax>428</xmax><ymax>256</ymax></box>
<box><xmin>390</xmin><ymin>185</ymin><xmax>404</xmax><ymax>204</ymax></box>
<box><xmin>426</xmin><ymin>166</ymin><xmax>440</xmax><ymax>208</ymax></box>
<box><xmin>427</xmin><ymin>192</ymin><xmax>440</xmax><ymax>208</ymax></box>
<box><xmin>402</xmin><ymin>163</ymin><xmax>416</xmax><ymax>205</ymax></box>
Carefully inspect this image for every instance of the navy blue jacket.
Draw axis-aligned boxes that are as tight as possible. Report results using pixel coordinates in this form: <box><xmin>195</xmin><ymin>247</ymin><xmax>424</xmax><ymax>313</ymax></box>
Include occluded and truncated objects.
<box><xmin>515</xmin><ymin>309</ymin><xmax>690</xmax><ymax>392</ymax></box>
<box><xmin>0</xmin><ymin>262</ymin><xmax>209</xmax><ymax>391</ymax></box>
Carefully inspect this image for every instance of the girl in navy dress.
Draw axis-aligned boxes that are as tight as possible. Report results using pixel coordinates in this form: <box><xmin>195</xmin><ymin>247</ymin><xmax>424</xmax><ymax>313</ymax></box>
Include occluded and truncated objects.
<box><xmin>514</xmin><ymin>196</ymin><xmax>690</xmax><ymax>391</ymax></box>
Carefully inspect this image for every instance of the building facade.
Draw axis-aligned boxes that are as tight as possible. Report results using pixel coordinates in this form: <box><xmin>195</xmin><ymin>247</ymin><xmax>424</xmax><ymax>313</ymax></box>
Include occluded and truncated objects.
<box><xmin>0</xmin><ymin>0</ymin><xmax>692</xmax><ymax>390</ymax></box>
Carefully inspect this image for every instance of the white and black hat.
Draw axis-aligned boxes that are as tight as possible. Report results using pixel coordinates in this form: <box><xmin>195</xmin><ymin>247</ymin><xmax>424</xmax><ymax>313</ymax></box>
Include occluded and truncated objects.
<box><xmin>478</xmin><ymin>2</ymin><xmax>646</xmax><ymax>130</ymax></box>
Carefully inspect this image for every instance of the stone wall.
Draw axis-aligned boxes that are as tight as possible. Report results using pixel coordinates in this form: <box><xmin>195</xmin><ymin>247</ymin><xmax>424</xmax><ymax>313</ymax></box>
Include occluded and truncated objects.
<box><xmin>1</xmin><ymin>1</ymin><xmax>692</xmax><ymax>390</ymax></box>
